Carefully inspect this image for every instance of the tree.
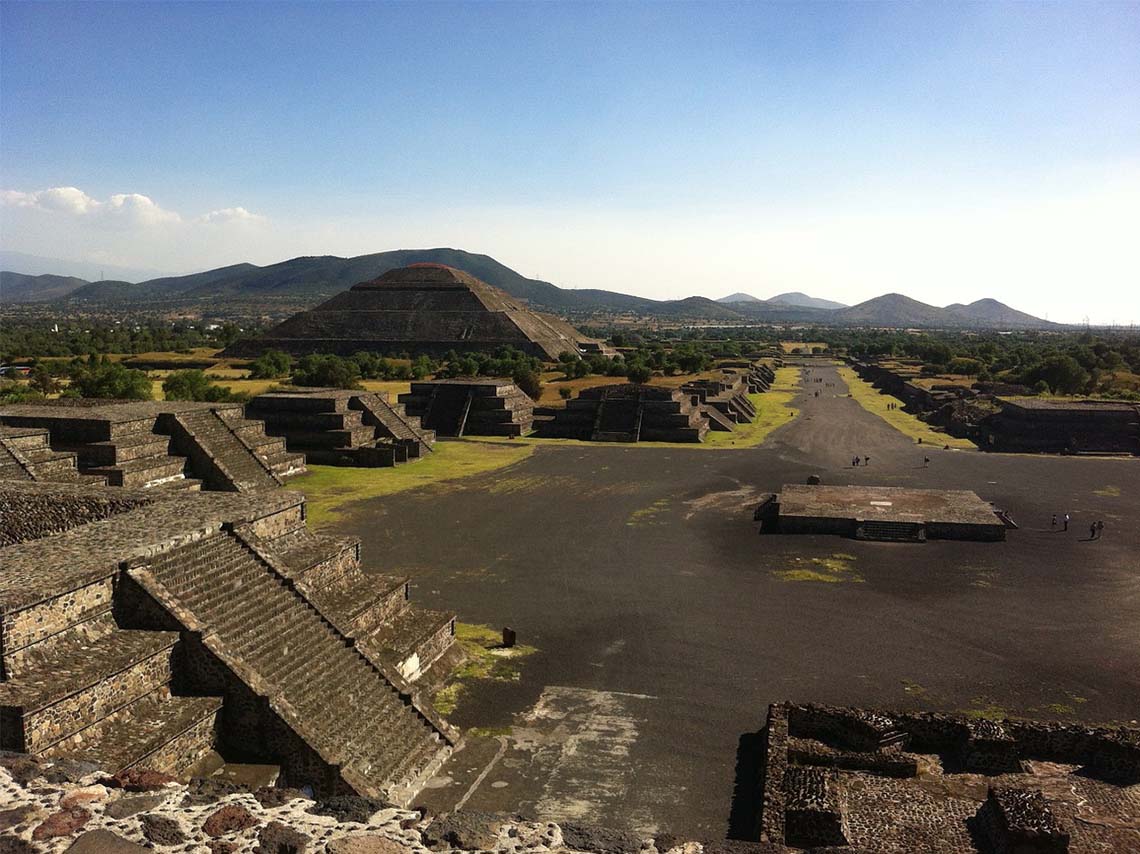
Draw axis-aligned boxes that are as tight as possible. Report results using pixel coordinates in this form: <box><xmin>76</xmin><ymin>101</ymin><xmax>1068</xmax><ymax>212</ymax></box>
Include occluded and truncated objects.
<box><xmin>163</xmin><ymin>369</ymin><xmax>244</xmax><ymax>402</ymax></box>
<box><xmin>626</xmin><ymin>363</ymin><xmax>652</xmax><ymax>384</ymax></box>
<box><xmin>70</xmin><ymin>363</ymin><xmax>152</xmax><ymax>400</ymax></box>
<box><xmin>1027</xmin><ymin>355</ymin><xmax>1090</xmax><ymax>395</ymax></box>
<box><xmin>512</xmin><ymin>366</ymin><xmax>542</xmax><ymax>401</ymax></box>
<box><xmin>292</xmin><ymin>354</ymin><xmax>362</xmax><ymax>389</ymax></box>
<box><xmin>29</xmin><ymin>365</ymin><xmax>59</xmax><ymax>395</ymax></box>
<box><xmin>248</xmin><ymin>350</ymin><xmax>292</xmax><ymax>379</ymax></box>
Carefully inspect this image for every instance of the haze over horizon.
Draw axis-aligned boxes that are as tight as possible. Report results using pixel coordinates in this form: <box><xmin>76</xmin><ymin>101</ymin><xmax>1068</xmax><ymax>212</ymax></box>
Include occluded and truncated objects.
<box><xmin>2</xmin><ymin>2</ymin><xmax>1137</xmax><ymax>324</ymax></box>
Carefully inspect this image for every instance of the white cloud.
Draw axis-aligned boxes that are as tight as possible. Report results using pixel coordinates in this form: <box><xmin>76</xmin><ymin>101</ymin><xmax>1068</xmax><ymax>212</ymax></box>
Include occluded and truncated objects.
<box><xmin>1</xmin><ymin>186</ymin><xmax>182</xmax><ymax>224</ymax></box>
<box><xmin>196</xmin><ymin>206</ymin><xmax>266</xmax><ymax>225</ymax></box>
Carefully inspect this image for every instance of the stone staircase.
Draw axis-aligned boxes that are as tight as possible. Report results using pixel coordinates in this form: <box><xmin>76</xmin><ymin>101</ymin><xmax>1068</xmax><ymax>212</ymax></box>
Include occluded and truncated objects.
<box><xmin>268</xmin><ymin>528</ymin><xmax>456</xmax><ymax>683</ymax></box>
<box><xmin>0</xmin><ymin>427</ymin><xmax>81</xmax><ymax>483</ymax></box>
<box><xmin>420</xmin><ymin>386</ymin><xmax>473</xmax><ymax>437</ymax></box>
<box><xmin>592</xmin><ymin>399</ymin><xmax>643</xmax><ymax>442</ymax></box>
<box><xmin>855</xmin><ymin>520</ymin><xmax>927</xmax><ymax>542</ymax></box>
<box><xmin>246</xmin><ymin>391</ymin><xmax>426</xmax><ymax>468</ymax></box>
<box><xmin>160</xmin><ymin>409</ymin><xmax>283</xmax><ymax>492</ymax></box>
<box><xmin>0</xmin><ymin>606</ymin><xmax>221</xmax><ymax>777</ymax></box>
<box><xmin>134</xmin><ymin>530</ymin><xmax>454</xmax><ymax>801</ymax></box>
<box><xmin>350</xmin><ymin>392</ymin><xmax>435</xmax><ymax>459</ymax></box>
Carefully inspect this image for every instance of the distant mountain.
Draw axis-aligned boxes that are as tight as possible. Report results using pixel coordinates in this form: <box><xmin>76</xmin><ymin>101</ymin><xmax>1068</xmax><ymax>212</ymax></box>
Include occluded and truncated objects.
<box><xmin>0</xmin><ymin>251</ymin><xmax>169</xmax><ymax>283</ymax></box>
<box><xmin>767</xmin><ymin>291</ymin><xmax>847</xmax><ymax>310</ymax></box>
<box><xmin>943</xmin><ymin>298</ymin><xmax>1049</xmax><ymax>328</ymax></box>
<box><xmin>1</xmin><ymin>271</ymin><xmax>91</xmax><ymax>302</ymax></box>
<box><xmin>1</xmin><ymin>248</ymin><xmax>1058</xmax><ymax>329</ymax></box>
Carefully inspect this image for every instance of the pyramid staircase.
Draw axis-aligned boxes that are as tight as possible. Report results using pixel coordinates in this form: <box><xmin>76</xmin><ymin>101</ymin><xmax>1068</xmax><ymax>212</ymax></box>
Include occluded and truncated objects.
<box><xmin>0</xmin><ymin>427</ymin><xmax>81</xmax><ymax>483</ymax></box>
<box><xmin>350</xmin><ymin>392</ymin><xmax>435</xmax><ymax>459</ymax></box>
<box><xmin>591</xmin><ymin>398</ymin><xmax>643</xmax><ymax>442</ymax></box>
<box><xmin>159</xmin><ymin>409</ymin><xmax>285</xmax><ymax>492</ymax></box>
<box><xmin>420</xmin><ymin>386</ymin><xmax>474</xmax><ymax>437</ymax></box>
<box><xmin>129</xmin><ymin>528</ymin><xmax>456</xmax><ymax>802</ymax></box>
<box><xmin>0</xmin><ymin>605</ymin><xmax>222</xmax><ymax>778</ymax></box>
<box><xmin>246</xmin><ymin>390</ymin><xmax>433</xmax><ymax>467</ymax></box>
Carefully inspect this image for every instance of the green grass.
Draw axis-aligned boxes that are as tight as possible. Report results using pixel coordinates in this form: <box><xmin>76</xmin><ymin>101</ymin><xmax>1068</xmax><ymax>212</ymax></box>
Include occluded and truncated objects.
<box><xmin>773</xmin><ymin>553</ymin><xmax>863</xmax><ymax>583</ymax></box>
<box><xmin>292</xmin><ymin>441</ymin><xmax>535</xmax><ymax>528</ymax></box>
<box><xmin>431</xmin><ymin>623</ymin><xmax>538</xmax><ymax>716</ymax></box>
<box><xmin>699</xmin><ymin>367</ymin><xmax>803</xmax><ymax>448</ymax></box>
<box><xmin>1093</xmin><ymin>485</ymin><xmax>1122</xmax><ymax>497</ymax></box>
<box><xmin>837</xmin><ymin>366</ymin><xmax>978</xmax><ymax>450</ymax></box>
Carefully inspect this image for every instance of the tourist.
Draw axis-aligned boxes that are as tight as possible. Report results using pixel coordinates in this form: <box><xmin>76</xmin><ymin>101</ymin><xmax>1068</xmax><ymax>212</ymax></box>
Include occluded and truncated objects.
<box><xmin>1051</xmin><ymin>513</ymin><xmax>1057</xmax><ymax>528</ymax></box>
<box><xmin>924</xmin><ymin>456</ymin><xmax>930</xmax><ymax>468</ymax></box>
<box><xmin>864</xmin><ymin>456</ymin><xmax>870</xmax><ymax>466</ymax></box>
<box><xmin>1097</xmin><ymin>520</ymin><xmax>1105</xmax><ymax>538</ymax></box>
<box><xmin>1090</xmin><ymin>522</ymin><xmax>1098</xmax><ymax>540</ymax></box>
<box><xmin>1063</xmin><ymin>513</ymin><xmax>1070</xmax><ymax>531</ymax></box>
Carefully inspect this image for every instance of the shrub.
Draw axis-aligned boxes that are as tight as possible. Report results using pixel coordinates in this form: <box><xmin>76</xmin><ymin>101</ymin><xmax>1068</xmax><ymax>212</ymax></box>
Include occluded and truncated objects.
<box><xmin>163</xmin><ymin>369</ymin><xmax>245</xmax><ymax>402</ymax></box>
<box><xmin>292</xmin><ymin>354</ymin><xmax>362</xmax><ymax>389</ymax></box>
<box><xmin>248</xmin><ymin>349</ymin><xmax>292</xmax><ymax>379</ymax></box>
<box><xmin>70</xmin><ymin>362</ymin><xmax>152</xmax><ymax>400</ymax></box>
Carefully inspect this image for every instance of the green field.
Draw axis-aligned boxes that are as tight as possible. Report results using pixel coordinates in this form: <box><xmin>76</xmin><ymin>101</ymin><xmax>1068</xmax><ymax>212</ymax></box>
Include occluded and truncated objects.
<box><xmin>292</xmin><ymin>440</ymin><xmax>536</xmax><ymax>528</ymax></box>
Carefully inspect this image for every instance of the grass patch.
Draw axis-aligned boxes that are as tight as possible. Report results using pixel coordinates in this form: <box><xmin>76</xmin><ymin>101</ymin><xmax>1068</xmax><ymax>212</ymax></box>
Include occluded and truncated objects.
<box><xmin>837</xmin><ymin>366</ymin><xmax>977</xmax><ymax>450</ymax></box>
<box><xmin>703</xmin><ymin>367</ymin><xmax>802</xmax><ymax>448</ymax></box>
<box><xmin>1093</xmin><ymin>485</ymin><xmax>1122</xmax><ymax>497</ymax></box>
<box><xmin>293</xmin><ymin>441</ymin><xmax>535</xmax><ymax>528</ymax></box>
<box><xmin>627</xmin><ymin>498</ymin><xmax>670</xmax><ymax>526</ymax></box>
<box><xmin>961</xmin><ymin>697</ymin><xmax>1010</xmax><ymax>720</ymax></box>
<box><xmin>466</xmin><ymin>725</ymin><xmax>512</xmax><ymax>739</ymax></box>
<box><xmin>773</xmin><ymin>553</ymin><xmax>863</xmax><ymax>583</ymax></box>
<box><xmin>431</xmin><ymin>623</ymin><xmax>538</xmax><ymax>717</ymax></box>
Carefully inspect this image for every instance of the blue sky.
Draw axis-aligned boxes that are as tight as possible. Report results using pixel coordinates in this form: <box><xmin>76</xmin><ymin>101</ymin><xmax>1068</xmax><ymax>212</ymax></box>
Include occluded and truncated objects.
<box><xmin>2</xmin><ymin>1</ymin><xmax>1138</xmax><ymax>323</ymax></box>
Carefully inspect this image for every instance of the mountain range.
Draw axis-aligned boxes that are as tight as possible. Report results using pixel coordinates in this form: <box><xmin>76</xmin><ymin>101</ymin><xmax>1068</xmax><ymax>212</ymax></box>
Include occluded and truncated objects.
<box><xmin>718</xmin><ymin>291</ymin><xmax>848</xmax><ymax>310</ymax></box>
<box><xmin>1</xmin><ymin>247</ymin><xmax>1057</xmax><ymax>329</ymax></box>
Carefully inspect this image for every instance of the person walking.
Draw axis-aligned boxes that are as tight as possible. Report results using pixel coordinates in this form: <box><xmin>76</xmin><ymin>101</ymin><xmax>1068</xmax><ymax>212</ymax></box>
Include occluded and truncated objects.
<box><xmin>864</xmin><ymin>456</ymin><xmax>870</xmax><ymax>466</ymax></box>
<box><xmin>1089</xmin><ymin>522</ymin><xmax>1097</xmax><ymax>540</ymax></box>
<box><xmin>1097</xmin><ymin>520</ymin><xmax>1105</xmax><ymax>538</ymax></box>
<box><xmin>1051</xmin><ymin>513</ymin><xmax>1057</xmax><ymax>528</ymax></box>
<box><xmin>924</xmin><ymin>456</ymin><xmax>931</xmax><ymax>468</ymax></box>
<box><xmin>1063</xmin><ymin>513</ymin><xmax>1070</xmax><ymax>531</ymax></box>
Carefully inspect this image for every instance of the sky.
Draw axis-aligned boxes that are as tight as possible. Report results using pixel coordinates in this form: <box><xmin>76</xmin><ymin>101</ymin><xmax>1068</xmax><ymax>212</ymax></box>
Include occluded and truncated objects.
<box><xmin>1</xmin><ymin>1</ymin><xmax>1138</xmax><ymax>325</ymax></box>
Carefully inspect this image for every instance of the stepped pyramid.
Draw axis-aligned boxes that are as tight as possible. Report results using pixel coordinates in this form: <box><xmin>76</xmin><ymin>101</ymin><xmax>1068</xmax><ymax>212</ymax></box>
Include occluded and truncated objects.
<box><xmin>0</xmin><ymin>400</ymin><xmax>305</xmax><ymax>492</ymax></box>
<box><xmin>0</xmin><ymin>482</ymin><xmax>458</xmax><ymax>804</ymax></box>
<box><xmin>224</xmin><ymin>263</ymin><xmax>596</xmax><ymax>361</ymax></box>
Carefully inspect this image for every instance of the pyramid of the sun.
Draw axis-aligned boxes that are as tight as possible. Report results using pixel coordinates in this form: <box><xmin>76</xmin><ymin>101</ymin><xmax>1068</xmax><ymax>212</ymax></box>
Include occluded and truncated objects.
<box><xmin>225</xmin><ymin>263</ymin><xmax>595</xmax><ymax>361</ymax></box>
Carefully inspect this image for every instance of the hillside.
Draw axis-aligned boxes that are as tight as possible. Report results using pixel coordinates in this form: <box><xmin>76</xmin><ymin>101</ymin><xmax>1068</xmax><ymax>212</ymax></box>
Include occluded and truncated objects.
<box><xmin>767</xmin><ymin>291</ymin><xmax>847</xmax><ymax>310</ymax></box>
<box><xmin>2</xmin><ymin>248</ymin><xmax>1057</xmax><ymax>328</ymax></box>
<box><xmin>1</xmin><ymin>271</ymin><xmax>90</xmax><ymax>302</ymax></box>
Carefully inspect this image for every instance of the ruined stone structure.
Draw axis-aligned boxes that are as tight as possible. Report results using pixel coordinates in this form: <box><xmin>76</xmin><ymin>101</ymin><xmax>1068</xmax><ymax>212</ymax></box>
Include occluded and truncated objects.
<box><xmin>756</xmin><ymin>702</ymin><xmax>1138</xmax><ymax>852</ymax></box>
<box><xmin>398</xmin><ymin>379</ymin><xmax>535</xmax><ymax>437</ymax></box>
<box><xmin>756</xmin><ymin>484</ymin><xmax>1007</xmax><ymax>542</ymax></box>
<box><xmin>247</xmin><ymin>389</ymin><xmax>435</xmax><ymax>466</ymax></box>
<box><xmin>0</xmin><ymin>400</ymin><xmax>305</xmax><ymax>492</ymax></box>
<box><xmin>0</xmin><ymin>425</ymin><xmax>82</xmax><ymax>483</ymax></box>
<box><xmin>983</xmin><ymin>397</ymin><xmax>1140</xmax><ymax>455</ymax></box>
<box><xmin>0</xmin><ymin>481</ymin><xmax>458</xmax><ymax>805</ymax></box>
<box><xmin>534</xmin><ymin>384</ymin><xmax>710</xmax><ymax>443</ymax></box>
<box><xmin>683</xmin><ymin>371</ymin><xmax>757</xmax><ymax>430</ymax></box>
<box><xmin>223</xmin><ymin>263</ymin><xmax>599</xmax><ymax>361</ymax></box>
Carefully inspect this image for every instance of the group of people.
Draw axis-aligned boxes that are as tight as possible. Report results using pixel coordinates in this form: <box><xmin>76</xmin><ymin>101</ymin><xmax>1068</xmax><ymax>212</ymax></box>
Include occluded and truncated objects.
<box><xmin>887</xmin><ymin>402</ymin><xmax>898</xmax><ymax>410</ymax></box>
<box><xmin>851</xmin><ymin>455</ymin><xmax>871</xmax><ymax>466</ymax></box>
<box><xmin>1051</xmin><ymin>513</ymin><xmax>1107</xmax><ymax>539</ymax></box>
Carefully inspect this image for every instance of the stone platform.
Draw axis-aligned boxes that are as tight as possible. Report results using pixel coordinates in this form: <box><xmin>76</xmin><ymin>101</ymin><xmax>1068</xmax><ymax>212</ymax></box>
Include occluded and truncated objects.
<box><xmin>0</xmin><ymin>480</ymin><xmax>458</xmax><ymax>805</ymax></box>
<box><xmin>0</xmin><ymin>399</ymin><xmax>305</xmax><ymax>492</ymax></box>
<box><xmin>761</xmin><ymin>484</ymin><xmax>1006</xmax><ymax>541</ymax></box>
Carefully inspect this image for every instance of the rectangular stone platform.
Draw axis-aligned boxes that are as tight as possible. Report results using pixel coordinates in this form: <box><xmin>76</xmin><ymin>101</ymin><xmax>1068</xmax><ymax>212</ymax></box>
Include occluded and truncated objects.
<box><xmin>771</xmin><ymin>484</ymin><xmax>1005</xmax><ymax>541</ymax></box>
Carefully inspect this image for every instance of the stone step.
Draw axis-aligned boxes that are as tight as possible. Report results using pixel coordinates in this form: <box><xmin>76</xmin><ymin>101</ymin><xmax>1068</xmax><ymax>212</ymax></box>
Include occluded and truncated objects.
<box><xmin>88</xmin><ymin>455</ymin><xmax>187</xmax><ymax>488</ymax></box>
<box><xmin>42</xmin><ymin>686</ymin><xmax>222</xmax><ymax>777</ymax></box>
<box><xmin>360</xmin><ymin>607</ymin><xmax>455</xmax><ymax>682</ymax></box>
<box><xmin>305</xmin><ymin>571</ymin><xmax>410</xmax><ymax>636</ymax></box>
<box><xmin>1</xmin><ymin>628</ymin><xmax>180</xmax><ymax>753</ymax></box>
<box><xmin>169</xmin><ymin>410</ymin><xmax>280</xmax><ymax>491</ymax></box>
<box><xmin>142</xmin><ymin>532</ymin><xmax>446</xmax><ymax>797</ymax></box>
<box><xmin>269</xmin><ymin>530</ymin><xmax>361</xmax><ymax>587</ymax></box>
<box><xmin>60</xmin><ymin>432</ymin><xmax>171</xmax><ymax>466</ymax></box>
